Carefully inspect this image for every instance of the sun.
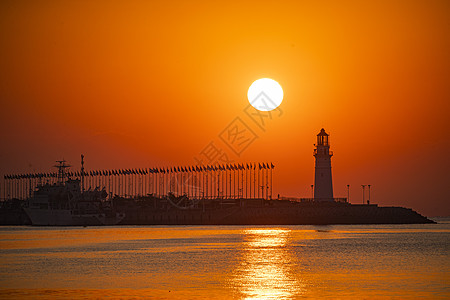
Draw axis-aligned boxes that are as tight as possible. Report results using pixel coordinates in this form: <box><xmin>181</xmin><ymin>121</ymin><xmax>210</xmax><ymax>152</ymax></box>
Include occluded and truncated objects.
<box><xmin>247</xmin><ymin>78</ymin><xmax>283</xmax><ymax>111</ymax></box>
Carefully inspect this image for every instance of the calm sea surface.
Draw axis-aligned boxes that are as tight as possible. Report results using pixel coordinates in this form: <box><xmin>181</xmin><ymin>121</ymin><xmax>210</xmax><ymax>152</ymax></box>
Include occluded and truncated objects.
<box><xmin>0</xmin><ymin>219</ymin><xmax>449</xmax><ymax>299</ymax></box>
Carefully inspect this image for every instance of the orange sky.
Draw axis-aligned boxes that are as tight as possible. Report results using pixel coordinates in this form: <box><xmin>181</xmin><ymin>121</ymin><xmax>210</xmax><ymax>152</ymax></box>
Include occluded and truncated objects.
<box><xmin>1</xmin><ymin>0</ymin><xmax>449</xmax><ymax>216</ymax></box>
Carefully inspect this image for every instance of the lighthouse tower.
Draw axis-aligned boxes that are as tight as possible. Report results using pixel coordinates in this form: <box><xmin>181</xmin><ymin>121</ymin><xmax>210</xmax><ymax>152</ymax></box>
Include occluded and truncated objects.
<box><xmin>313</xmin><ymin>128</ymin><xmax>334</xmax><ymax>201</ymax></box>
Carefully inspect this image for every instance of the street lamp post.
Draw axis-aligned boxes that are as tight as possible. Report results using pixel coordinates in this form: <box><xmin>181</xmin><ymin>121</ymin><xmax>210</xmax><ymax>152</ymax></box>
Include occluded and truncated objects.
<box><xmin>361</xmin><ymin>185</ymin><xmax>366</xmax><ymax>204</ymax></box>
<box><xmin>347</xmin><ymin>184</ymin><xmax>350</xmax><ymax>203</ymax></box>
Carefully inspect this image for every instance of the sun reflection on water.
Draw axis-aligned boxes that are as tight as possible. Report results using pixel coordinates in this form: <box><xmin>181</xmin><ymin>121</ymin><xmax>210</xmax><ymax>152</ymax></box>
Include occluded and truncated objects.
<box><xmin>232</xmin><ymin>228</ymin><xmax>305</xmax><ymax>299</ymax></box>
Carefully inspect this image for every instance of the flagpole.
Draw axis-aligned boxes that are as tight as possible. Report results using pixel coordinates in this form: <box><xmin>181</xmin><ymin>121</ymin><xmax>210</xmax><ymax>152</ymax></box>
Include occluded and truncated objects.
<box><xmin>244</xmin><ymin>165</ymin><xmax>247</xmax><ymax>199</ymax></box>
<box><xmin>270</xmin><ymin>163</ymin><xmax>273</xmax><ymax>200</ymax></box>
<box><xmin>226</xmin><ymin>166</ymin><xmax>228</xmax><ymax>199</ymax></box>
<box><xmin>265</xmin><ymin>164</ymin><xmax>269</xmax><ymax>200</ymax></box>
<box><xmin>257</xmin><ymin>164</ymin><xmax>260</xmax><ymax>198</ymax></box>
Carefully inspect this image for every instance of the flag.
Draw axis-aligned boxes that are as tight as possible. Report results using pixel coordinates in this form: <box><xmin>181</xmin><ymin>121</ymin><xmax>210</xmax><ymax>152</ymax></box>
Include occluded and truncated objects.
<box><xmin>271</xmin><ymin>163</ymin><xmax>275</xmax><ymax>169</ymax></box>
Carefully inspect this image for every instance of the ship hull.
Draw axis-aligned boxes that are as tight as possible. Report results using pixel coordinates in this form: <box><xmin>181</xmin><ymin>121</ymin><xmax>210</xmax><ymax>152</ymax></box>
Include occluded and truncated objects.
<box><xmin>23</xmin><ymin>208</ymin><xmax>124</xmax><ymax>226</ymax></box>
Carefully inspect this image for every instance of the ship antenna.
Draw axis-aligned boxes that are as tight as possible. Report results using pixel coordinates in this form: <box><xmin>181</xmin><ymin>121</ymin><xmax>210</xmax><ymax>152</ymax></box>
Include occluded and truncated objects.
<box><xmin>81</xmin><ymin>154</ymin><xmax>85</xmax><ymax>193</ymax></box>
<box><xmin>54</xmin><ymin>159</ymin><xmax>71</xmax><ymax>184</ymax></box>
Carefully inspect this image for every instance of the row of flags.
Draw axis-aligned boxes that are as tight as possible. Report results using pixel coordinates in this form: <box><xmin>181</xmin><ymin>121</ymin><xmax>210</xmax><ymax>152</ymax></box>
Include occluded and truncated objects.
<box><xmin>3</xmin><ymin>163</ymin><xmax>275</xmax><ymax>180</ymax></box>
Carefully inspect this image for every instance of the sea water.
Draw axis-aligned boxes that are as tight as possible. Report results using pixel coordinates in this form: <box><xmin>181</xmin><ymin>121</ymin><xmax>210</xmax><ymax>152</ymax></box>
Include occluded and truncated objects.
<box><xmin>0</xmin><ymin>219</ymin><xmax>449</xmax><ymax>299</ymax></box>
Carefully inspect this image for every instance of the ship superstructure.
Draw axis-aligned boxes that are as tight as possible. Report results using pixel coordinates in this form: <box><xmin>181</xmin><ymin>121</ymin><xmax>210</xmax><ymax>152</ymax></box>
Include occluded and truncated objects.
<box><xmin>23</xmin><ymin>160</ymin><xmax>124</xmax><ymax>226</ymax></box>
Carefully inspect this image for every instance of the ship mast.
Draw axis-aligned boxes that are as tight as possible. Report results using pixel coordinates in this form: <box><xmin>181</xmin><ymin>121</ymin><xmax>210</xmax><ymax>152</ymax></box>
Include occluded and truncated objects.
<box><xmin>54</xmin><ymin>160</ymin><xmax>71</xmax><ymax>184</ymax></box>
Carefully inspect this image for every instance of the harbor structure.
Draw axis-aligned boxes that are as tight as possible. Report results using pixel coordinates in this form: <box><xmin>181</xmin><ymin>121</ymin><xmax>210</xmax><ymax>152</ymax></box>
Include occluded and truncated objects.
<box><xmin>0</xmin><ymin>129</ymin><xmax>435</xmax><ymax>225</ymax></box>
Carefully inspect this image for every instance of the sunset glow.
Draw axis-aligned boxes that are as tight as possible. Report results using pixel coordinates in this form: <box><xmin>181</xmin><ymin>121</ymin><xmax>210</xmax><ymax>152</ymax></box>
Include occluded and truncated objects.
<box><xmin>0</xmin><ymin>0</ymin><xmax>449</xmax><ymax>217</ymax></box>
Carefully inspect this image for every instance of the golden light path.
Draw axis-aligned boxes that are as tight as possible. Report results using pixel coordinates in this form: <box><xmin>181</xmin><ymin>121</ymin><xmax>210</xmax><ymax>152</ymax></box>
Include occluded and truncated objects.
<box><xmin>232</xmin><ymin>228</ymin><xmax>305</xmax><ymax>299</ymax></box>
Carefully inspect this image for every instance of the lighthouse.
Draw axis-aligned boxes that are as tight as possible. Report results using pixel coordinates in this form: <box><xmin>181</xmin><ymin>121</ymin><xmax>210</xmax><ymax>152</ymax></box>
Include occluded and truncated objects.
<box><xmin>313</xmin><ymin>128</ymin><xmax>334</xmax><ymax>201</ymax></box>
